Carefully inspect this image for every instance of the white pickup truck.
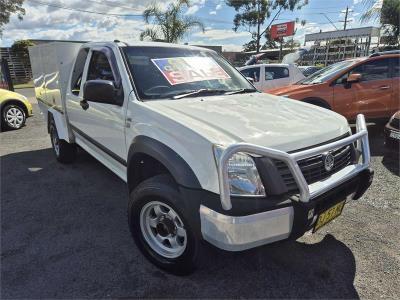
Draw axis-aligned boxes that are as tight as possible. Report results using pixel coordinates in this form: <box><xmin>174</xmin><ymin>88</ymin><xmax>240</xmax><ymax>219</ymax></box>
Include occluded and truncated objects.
<box><xmin>29</xmin><ymin>41</ymin><xmax>373</xmax><ymax>275</ymax></box>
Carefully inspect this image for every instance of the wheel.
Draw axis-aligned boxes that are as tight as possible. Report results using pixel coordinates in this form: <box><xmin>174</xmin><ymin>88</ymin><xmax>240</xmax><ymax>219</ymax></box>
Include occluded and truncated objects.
<box><xmin>49</xmin><ymin>120</ymin><xmax>77</xmax><ymax>164</ymax></box>
<box><xmin>2</xmin><ymin>104</ymin><xmax>26</xmax><ymax>130</ymax></box>
<box><xmin>128</xmin><ymin>174</ymin><xmax>203</xmax><ymax>275</ymax></box>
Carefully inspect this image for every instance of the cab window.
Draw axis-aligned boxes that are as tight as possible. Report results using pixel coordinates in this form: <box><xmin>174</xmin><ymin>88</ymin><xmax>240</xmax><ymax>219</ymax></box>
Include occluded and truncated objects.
<box><xmin>87</xmin><ymin>51</ymin><xmax>115</xmax><ymax>82</ymax></box>
<box><xmin>392</xmin><ymin>58</ymin><xmax>399</xmax><ymax>78</ymax></box>
<box><xmin>336</xmin><ymin>58</ymin><xmax>391</xmax><ymax>84</ymax></box>
<box><xmin>352</xmin><ymin>59</ymin><xmax>390</xmax><ymax>81</ymax></box>
<box><xmin>70</xmin><ymin>48</ymin><xmax>89</xmax><ymax>96</ymax></box>
<box><xmin>265</xmin><ymin>67</ymin><xmax>289</xmax><ymax>80</ymax></box>
<box><xmin>240</xmin><ymin>67</ymin><xmax>260</xmax><ymax>82</ymax></box>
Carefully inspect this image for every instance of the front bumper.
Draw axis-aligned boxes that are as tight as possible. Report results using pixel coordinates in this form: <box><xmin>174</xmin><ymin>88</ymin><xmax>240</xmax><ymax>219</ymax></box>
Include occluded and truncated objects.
<box><xmin>200</xmin><ymin>114</ymin><xmax>372</xmax><ymax>251</ymax></box>
<box><xmin>200</xmin><ymin>168</ymin><xmax>373</xmax><ymax>251</ymax></box>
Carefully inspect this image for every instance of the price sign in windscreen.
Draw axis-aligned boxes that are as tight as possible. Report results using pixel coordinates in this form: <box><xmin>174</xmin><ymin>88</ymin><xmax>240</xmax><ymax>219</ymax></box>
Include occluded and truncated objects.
<box><xmin>152</xmin><ymin>57</ymin><xmax>231</xmax><ymax>85</ymax></box>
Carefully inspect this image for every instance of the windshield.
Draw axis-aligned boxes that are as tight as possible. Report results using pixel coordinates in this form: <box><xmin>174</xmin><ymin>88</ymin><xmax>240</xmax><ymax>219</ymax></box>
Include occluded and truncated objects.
<box><xmin>122</xmin><ymin>46</ymin><xmax>256</xmax><ymax>100</ymax></box>
<box><xmin>297</xmin><ymin>60</ymin><xmax>359</xmax><ymax>85</ymax></box>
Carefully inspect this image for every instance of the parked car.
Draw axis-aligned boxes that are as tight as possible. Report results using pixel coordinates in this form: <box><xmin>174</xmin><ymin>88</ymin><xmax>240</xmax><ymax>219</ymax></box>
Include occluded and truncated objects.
<box><xmin>238</xmin><ymin>63</ymin><xmax>305</xmax><ymax>91</ymax></box>
<box><xmin>0</xmin><ymin>88</ymin><xmax>33</xmax><ymax>130</ymax></box>
<box><xmin>384</xmin><ymin>111</ymin><xmax>400</xmax><ymax>150</ymax></box>
<box><xmin>29</xmin><ymin>41</ymin><xmax>373</xmax><ymax>275</ymax></box>
<box><xmin>298</xmin><ymin>65</ymin><xmax>322</xmax><ymax>77</ymax></box>
<box><xmin>268</xmin><ymin>52</ymin><xmax>400</xmax><ymax>121</ymax></box>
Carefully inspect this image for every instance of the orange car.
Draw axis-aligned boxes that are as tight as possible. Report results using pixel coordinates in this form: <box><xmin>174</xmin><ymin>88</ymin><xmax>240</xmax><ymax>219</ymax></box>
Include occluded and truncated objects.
<box><xmin>268</xmin><ymin>52</ymin><xmax>400</xmax><ymax>120</ymax></box>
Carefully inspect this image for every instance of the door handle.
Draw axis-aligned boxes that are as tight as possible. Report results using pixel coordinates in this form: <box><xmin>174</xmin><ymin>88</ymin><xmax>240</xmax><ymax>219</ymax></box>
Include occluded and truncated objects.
<box><xmin>379</xmin><ymin>86</ymin><xmax>390</xmax><ymax>90</ymax></box>
<box><xmin>80</xmin><ymin>100</ymin><xmax>89</xmax><ymax>110</ymax></box>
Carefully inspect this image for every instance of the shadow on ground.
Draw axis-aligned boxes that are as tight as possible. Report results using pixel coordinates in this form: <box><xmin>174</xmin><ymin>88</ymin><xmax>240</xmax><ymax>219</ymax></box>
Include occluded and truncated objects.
<box><xmin>1</xmin><ymin>148</ymin><xmax>359</xmax><ymax>298</ymax></box>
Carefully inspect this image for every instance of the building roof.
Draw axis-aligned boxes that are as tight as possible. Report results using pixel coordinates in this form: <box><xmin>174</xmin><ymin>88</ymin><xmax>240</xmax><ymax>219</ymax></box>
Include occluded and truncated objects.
<box><xmin>305</xmin><ymin>27</ymin><xmax>380</xmax><ymax>42</ymax></box>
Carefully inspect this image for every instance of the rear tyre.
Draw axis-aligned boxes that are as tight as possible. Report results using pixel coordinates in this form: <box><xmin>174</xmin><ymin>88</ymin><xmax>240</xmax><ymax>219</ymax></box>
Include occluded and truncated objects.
<box><xmin>1</xmin><ymin>104</ymin><xmax>26</xmax><ymax>130</ymax></box>
<box><xmin>128</xmin><ymin>174</ymin><xmax>203</xmax><ymax>275</ymax></box>
<box><xmin>49</xmin><ymin>120</ymin><xmax>77</xmax><ymax>164</ymax></box>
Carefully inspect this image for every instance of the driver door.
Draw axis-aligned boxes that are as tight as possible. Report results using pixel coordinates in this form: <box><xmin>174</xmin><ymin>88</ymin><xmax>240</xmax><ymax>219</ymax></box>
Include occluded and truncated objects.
<box><xmin>67</xmin><ymin>47</ymin><xmax>127</xmax><ymax>162</ymax></box>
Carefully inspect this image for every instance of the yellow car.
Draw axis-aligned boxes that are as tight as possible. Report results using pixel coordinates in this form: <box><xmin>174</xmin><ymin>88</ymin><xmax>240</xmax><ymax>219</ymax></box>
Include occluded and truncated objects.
<box><xmin>0</xmin><ymin>88</ymin><xmax>33</xmax><ymax>130</ymax></box>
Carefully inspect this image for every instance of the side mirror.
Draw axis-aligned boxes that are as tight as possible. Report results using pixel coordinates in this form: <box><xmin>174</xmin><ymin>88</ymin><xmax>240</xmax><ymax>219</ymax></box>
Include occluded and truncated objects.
<box><xmin>246</xmin><ymin>77</ymin><xmax>255</xmax><ymax>84</ymax></box>
<box><xmin>83</xmin><ymin>80</ymin><xmax>117</xmax><ymax>105</ymax></box>
<box><xmin>347</xmin><ymin>73</ymin><xmax>361</xmax><ymax>83</ymax></box>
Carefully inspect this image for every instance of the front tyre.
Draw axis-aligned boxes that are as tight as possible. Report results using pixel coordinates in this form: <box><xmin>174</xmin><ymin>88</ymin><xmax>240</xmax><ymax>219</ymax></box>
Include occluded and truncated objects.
<box><xmin>2</xmin><ymin>104</ymin><xmax>26</xmax><ymax>130</ymax></box>
<box><xmin>49</xmin><ymin>121</ymin><xmax>77</xmax><ymax>164</ymax></box>
<box><xmin>128</xmin><ymin>175</ymin><xmax>202</xmax><ymax>275</ymax></box>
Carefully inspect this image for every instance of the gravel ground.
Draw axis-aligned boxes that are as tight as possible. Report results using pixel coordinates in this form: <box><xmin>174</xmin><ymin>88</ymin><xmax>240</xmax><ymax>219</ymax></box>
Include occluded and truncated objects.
<box><xmin>1</xmin><ymin>102</ymin><xmax>399</xmax><ymax>299</ymax></box>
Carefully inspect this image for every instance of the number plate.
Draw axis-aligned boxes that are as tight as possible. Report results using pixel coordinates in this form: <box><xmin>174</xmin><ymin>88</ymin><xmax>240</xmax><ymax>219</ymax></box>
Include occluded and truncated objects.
<box><xmin>313</xmin><ymin>200</ymin><xmax>345</xmax><ymax>232</ymax></box>
<box><xmin>389</xmin><ymin>130</ymin><xmax>400</xmax><ymax>140</ymax></box>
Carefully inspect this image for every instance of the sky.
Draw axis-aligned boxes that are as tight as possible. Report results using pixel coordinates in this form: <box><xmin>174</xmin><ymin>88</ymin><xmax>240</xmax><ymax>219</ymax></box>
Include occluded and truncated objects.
<box><xmin>0</xmin><ymin>0</ymin><xmax>381</xmax><ymax>50</ymax></box>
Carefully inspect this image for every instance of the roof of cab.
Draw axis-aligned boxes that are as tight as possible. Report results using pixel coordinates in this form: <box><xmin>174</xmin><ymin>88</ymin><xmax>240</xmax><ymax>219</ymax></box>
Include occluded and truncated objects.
<box><xmin>81</xmin><ymin>41</ymin><xmax>214</xmax><ymax>52</ymax></box>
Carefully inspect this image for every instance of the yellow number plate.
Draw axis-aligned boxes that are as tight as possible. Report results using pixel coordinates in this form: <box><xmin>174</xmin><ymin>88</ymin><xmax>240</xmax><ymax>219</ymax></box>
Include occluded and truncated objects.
<box><xmin>313</xmin><ymin>201</ymin><xmax>345</xmax><ymax>232</ymax></box>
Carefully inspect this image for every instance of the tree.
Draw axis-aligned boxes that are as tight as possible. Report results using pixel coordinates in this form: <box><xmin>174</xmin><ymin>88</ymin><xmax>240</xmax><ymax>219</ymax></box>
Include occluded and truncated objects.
<box><xmin>140</xmin><ymin>0</ymin><xmax>205</xmax><ymax>43</ymax></box>
<box><xmin>226</xmin><ymin>0</ymin><xmax>308</xmax><ymax>53</ymax></box>
<box><xmin>0</xmin><ymin>0</ymin><xmax>25</xmax><ymax>36</ymax></box>
<box><xmin>361</xmin><ymin>0</ymin><xmax>399</xmax><ymax>45</ymax></box>
<box><xmin>11</xmin><ymin>40</ymin><xmax>34</xmax><ymax>69</ymax></box>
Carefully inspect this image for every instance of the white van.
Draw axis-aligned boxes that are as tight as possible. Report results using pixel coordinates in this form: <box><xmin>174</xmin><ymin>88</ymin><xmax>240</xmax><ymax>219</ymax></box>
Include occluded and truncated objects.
<box><xmin>238</xmin><ymin>63</ymin><xmax>305</xmax><ymax>92</ymax></box>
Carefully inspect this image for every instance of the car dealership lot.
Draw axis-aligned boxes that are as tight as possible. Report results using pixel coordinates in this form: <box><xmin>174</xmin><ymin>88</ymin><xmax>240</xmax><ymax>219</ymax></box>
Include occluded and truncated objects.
<box><xmin>1</xmin><ymin>103</ymin><xmax>399</xmax><ymax>299</ymax></box>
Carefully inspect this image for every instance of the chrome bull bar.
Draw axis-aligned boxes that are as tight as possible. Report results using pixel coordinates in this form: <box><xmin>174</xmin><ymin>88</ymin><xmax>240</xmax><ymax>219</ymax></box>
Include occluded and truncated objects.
<box><xmin>217</xmin><ymin>114</ymin><xmax>371</xmax><ymax>210</ymax></box>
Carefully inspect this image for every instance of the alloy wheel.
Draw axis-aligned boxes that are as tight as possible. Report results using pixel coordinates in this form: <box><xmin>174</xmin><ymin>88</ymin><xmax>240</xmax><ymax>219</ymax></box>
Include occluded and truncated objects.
<box><xmin>140</xmin><ymin>201</ymin><xmax>187</xmax><ymax>258</ymax></box>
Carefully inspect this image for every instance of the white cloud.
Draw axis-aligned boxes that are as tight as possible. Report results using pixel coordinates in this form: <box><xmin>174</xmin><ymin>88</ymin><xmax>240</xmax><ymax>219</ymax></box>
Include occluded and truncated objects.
<box><xmin>193</xmin><ymin>29</ymin><xmax>251</xmax><ymax>41</ymax></box>
<box><xmin>209</xmin><ymin>11</ymin><xmax>217</xmax><ymax>15</ymax></box>
<box><xmin>216</xmin><ymin>4</ymin><xmax>222</xmax><ymax>10</ymax></box>
<box><xmin>185</xmin><ymin>5</ymin><xmax>200</xmax><ymax>15</ymax></box>
<box><xmin>0</xmin><ymin>0</ymin><xmax>150</xmax><ymax>46</ymax></box>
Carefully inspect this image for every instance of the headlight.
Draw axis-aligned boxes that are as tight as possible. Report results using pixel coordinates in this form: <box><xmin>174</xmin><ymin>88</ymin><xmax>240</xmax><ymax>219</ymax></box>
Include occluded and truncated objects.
<box><xmin>214</xmin><ymin>145</ymin><xmax>266</xmax><ymax>197</ymax></box>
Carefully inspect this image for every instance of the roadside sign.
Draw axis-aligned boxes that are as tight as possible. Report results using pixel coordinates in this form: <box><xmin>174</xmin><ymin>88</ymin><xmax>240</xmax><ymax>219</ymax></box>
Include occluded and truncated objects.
<box><xmin>270</xmin><ymin>21</ymin><xmax>295</xmax><ymax>39</ymax></box>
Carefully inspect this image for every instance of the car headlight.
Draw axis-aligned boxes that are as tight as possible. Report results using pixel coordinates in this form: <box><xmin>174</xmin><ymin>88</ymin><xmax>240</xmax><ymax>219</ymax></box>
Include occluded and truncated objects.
<box><xmin>214</xmin><ymin>145</ymin><xmax>266</xmax><ymax>197</ymax></box>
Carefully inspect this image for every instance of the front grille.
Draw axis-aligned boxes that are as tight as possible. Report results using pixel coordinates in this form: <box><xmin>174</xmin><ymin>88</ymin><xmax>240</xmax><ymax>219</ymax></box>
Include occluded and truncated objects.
<box><xmin>390</xmin><ymin>117</ymin><xmax>400</xmax><ymax>130</ymax></box>
<box><xmin>274</xmin><ymin>145</ymin><xmax>353</xmax><ymax>192</ymax></box>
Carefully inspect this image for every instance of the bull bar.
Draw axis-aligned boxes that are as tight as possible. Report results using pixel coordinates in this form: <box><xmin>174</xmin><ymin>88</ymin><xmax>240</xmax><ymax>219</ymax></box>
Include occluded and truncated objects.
<box><xmin>217</xmin><ymin>114</ymin><xmax>371</xmax><ymax>210</ymax></box>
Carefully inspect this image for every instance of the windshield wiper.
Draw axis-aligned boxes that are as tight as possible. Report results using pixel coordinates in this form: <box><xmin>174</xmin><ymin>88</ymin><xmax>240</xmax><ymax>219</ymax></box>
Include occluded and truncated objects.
<box><xmin>172</xmin><ymin>89</ymin><xmax>229</xmax><ymax>99</ymax></box>
<box><xmin>224</xmin><ymin>88</ymin><xmax>257</xmax><ymax>95</ymax></box>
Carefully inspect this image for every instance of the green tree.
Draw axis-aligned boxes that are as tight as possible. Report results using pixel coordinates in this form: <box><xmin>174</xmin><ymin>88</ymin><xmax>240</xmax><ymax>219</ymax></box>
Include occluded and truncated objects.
<box><xmin>361</xmin><ymin>0</ymin><xmax>399</xmax><ymax>45</ymax></box>
<box><xmin>140</xmin><ymin>0</ymin><xmax>205</xmax><ymax>43</ymax></box>
<box><xmin>0</xmin><ymin>0</ymin><xmax>25</xmax><ymax>36</ymax></box>
<box><xmin>226</xmin><ymin>0</ymin><xmax>308</xmax><ymax>53</ymax></box>
<box><xmin>11</xmin><ymin>39</ymin><xmax>34</xmax><ymax>68</ymax></box>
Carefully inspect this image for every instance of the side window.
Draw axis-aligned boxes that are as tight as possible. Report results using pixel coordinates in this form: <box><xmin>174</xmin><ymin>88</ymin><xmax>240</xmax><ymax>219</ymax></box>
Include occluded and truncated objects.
<box><xmin>265</xmin><ymin>67</ymin><xmax>289</xmax><ymax>80</ymax></box>
<box><xmin>70</xmin><ymin>48</ymin><xmax>89</xmax><ymax>96</ymax></box>
<box><xmin>357</xmin><ymin>59</ymin><xmax>390</xmax><ymax>82</ymax></box>
<box><xmin>240</xmin><ymin>67</ymin><xmax>260</xmax><ymax>82</ymax></box>
<box><xmin>392</xmin><ymin>58</ymin><xmax>399</xmax><ymax>78</ymax></box>
<box><xmin>87</xmin><ymin>51</ymin><xmax>115</xmax><ymax>82</ymax></box>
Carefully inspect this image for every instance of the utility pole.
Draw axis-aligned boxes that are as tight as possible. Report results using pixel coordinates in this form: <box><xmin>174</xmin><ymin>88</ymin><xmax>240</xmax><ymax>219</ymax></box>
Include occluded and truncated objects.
<box><xmin>343</xmin><ymin>6</ymin><xmax>349</xmax><ymax>30</ymax></box>
<box><xmin>340</xmin><ymin>6</ymin><xmax>353</xmax><ymax>30</ymax></box>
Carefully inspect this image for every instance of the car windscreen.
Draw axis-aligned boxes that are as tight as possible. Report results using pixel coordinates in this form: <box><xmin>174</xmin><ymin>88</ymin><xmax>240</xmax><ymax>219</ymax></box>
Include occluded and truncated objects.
<box><xmin>297</xmin><ymin>60</ymin><xmax>359</xmax><ymax>85</ymax></box>
<box><xmin>122</xmin><ymin>46</ymin><xmax>256</xmax><ymax>100</ymax></box>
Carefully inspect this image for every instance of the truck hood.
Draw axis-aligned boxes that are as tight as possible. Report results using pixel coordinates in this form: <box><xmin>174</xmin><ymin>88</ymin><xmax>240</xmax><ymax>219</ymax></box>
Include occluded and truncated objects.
<box><xmin>146</xmin><ymin>92</ymin><xmax>349</xmax><ymax>152</ymax></box>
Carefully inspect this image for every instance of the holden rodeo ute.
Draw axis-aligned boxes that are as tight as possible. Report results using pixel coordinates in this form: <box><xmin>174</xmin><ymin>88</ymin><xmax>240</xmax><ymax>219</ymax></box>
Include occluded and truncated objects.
<box><xmin>29</xmin><ymin>41</ymin><xmax>373</xmax><ymax>275</ymax></box>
